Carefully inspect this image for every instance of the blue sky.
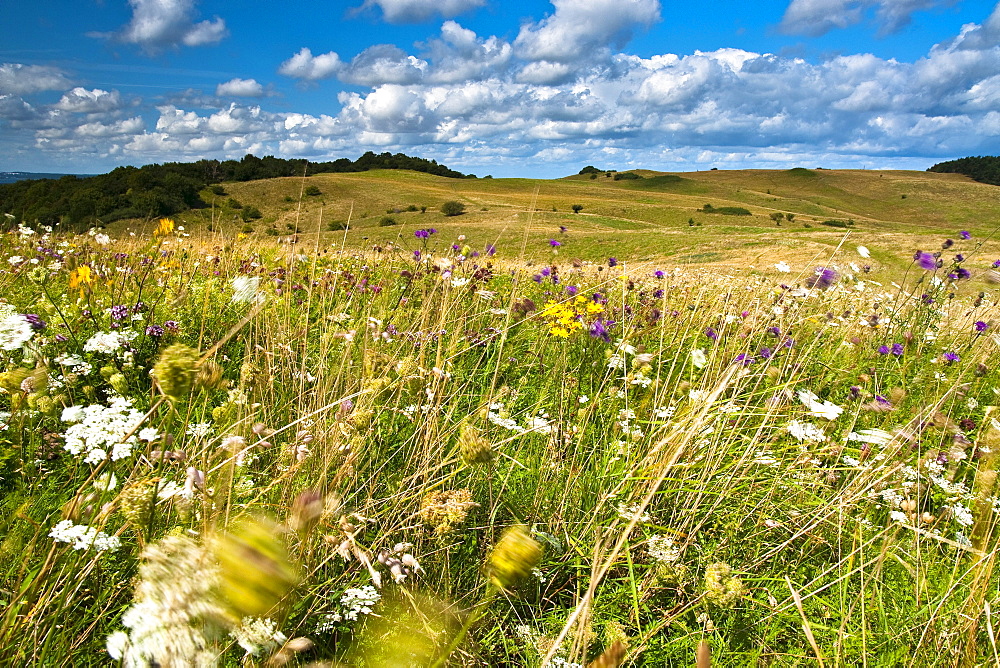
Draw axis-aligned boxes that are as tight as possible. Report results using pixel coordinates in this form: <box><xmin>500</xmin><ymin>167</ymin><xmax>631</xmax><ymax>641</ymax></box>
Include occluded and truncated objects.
<box><xmin>2</xmin><ymin>0</ymin><xmax>999</xmax><ymax>177</ymax></box>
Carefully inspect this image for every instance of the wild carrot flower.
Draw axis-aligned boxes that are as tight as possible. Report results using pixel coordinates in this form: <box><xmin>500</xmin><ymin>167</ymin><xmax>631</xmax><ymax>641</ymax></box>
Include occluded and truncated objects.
<box><xmin>0</xmin><ymin>312</ymin><xmax>34</xmax><ymax>350</ymax></box>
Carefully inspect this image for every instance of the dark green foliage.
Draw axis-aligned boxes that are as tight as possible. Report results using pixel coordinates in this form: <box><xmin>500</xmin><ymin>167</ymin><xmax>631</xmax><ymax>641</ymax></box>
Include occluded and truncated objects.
<box><xmin>304</xmin><ymin>185</ymin><xmax>322</xmax><ymax>196</ymax></box>
<box><xmin>786</xmin><ymin>167</ymin><xmax>818</xmax><ymax>177</ymax></box>
<box><xmin>406</xmin><ymin>204</ymin><xmax>419</xmax><ymax>212</ymax></box>
<box><xmin>210</xmin><ymin>184</ymin><xmax>226</xmax><ymax>196</ymax></box>
<box><xmin>702</xmin><ymin>204</ymin><xmax>751</xmax><ymax>216</ymax></box>
<box><xmin>613</xmin><ymin>171</ymin><xmax>643</xmax><ymax>181</ymax></box>
<box><xmin>0</xmin><ymin>152</ymin><xmax>470</xmax><ymax>231</ymax></box>
<box><xmin>578</xmin><ymin>165</ymin><xmax>603</xmax><ymax>175</ymax></box>
<box><xmin>327</xmin><ymin>221</ymin><xmax>348</xmax><ymax>231</ymax></box>
<box><xmin>572</xmin><ymin>204</ymin><xmax>584</xmax><ymax>213</ymax></box>
<box><xmin>821</xmin><ymin>219</ymin><xmax>854</xmax><ymax>228</ymax></box>
<box><xmin>379</xmin><ymin>216</ymin><xmax>397</xmax><ymax>226</ymax></box>
<box><xmin>227</xmin><ymin>198</ymin><xmax>243</xmax><ymax>209</ymax></box>
<box><xmin>440</xmin><ymin>200</ymin><xmax>466</xmax><ymax>216</ymax></box>
<box><xmin>928</xmin><ymin>156</ymin><xmax>1000</xmax><ymax>186</ymax></box>
<box><xmin>240</xmin><ymin>206</ymin><xmax>262</xmax><ymax>221</ymax></box>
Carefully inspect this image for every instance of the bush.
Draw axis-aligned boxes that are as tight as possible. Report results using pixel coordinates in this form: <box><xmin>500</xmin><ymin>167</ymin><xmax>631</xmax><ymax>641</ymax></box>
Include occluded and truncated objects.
<box><xmin>240</xmin><ymin>224</ymin><xmax>254</xmax><ymax>233</ymax></box>
<box><xmin>613</xmin><ymin>172</ymin><xmax>643</xmax><ymax>181</ymax></box>
<box><xmin>210</xmin><ymin>185</ymin><xmax>226</xmax><ymax>196</ymax></box>
<box><xmin>304</xmin><ymin>185</ymin><xmax>321</xmax><ymax>196</ymax></box>
<box><xmin>379</xmin><ymin>216</ymin><xmax>397</xmax><ymax>226</ymax></box>
<box><xmin>265</xmin><ymin>227</ymin><xmax>279</xmax><ymax>236</ymax></box>
<box><xmin>240</xmin><ymin>206</ymin><xmax>262</xmax><ymax>221</ymax></box>
<box><xmin>578</xmin><ymin>165</ymin><xmax>602</xmax><ymax>175</ymax></box>
<box><xmin>283</xmin><ymin>196</ymin><xmax>294</xmax><ymax>203</ymax></box>
<box><xmin>327</xmin><ymin>220</ymin><xmax>348</xmax><ymax>231</ymax></box>
<box><xmin>406</xmin><ymin>204</ymin><xmax>419</xmax><ymax>212</ymax></box>
<box><xmin>702</xmin><ymin>204</ymin><xmax>751</xmax><ymax>216</ymax></box>
<box><xmin>227</xmin><ymin>198</ymin><xmax>243</xmax><ymax>209</ymax></box>
<box><xmin>821</xmin><ymin>219</ymin><xmax>855</xmax><ymax>228</ymax></box>
<box><xmin>441</xmin><ymin>201</ymin><xmax>466</xmax><ymax>216</ymax></box>
<box><xmin>572</xmin><ymin>204</ymin><xmax>584</xmax><ymax>213</ymax></box>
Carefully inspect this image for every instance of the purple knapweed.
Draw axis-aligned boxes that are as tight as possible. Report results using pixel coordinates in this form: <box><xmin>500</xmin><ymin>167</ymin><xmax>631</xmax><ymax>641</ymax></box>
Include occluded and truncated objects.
<box><xmin>975</xmin><ymin>320</ymin><xmax>989</xmax><ymax>333</ymax></box>
<box><xmin>960</xmin><ymin>230</ymin><xmax>972</xmax><ymax>240</ymax></box>
<box><xmin>915</xmin><ymin>252</ymin><xmax>938</xmax><ymax>271</ymax></box>
<box><xmin>549</xmin><ymin>239</ymin><xmax>561</xmax><ymax>247</ymax></box>
<box><xmin>943</xmin><ymin>352</ymin><xmax>960</xmax><ymax>363</ymax></box>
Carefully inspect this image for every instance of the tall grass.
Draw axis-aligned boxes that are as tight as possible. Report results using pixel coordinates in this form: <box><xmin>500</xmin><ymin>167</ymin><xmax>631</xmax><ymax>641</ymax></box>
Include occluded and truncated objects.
<box><xmin>0</xmin><ymin>218</ymin><xmax>999</xmax><ymax>666</ymax></box>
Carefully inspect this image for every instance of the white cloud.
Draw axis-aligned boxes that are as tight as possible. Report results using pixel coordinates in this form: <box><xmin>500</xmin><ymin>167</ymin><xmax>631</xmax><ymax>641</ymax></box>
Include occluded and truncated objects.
<box><xmin>0</xmin><ymin>95</ymin><xmax>36</xmax><ymax>121</ymax></box>
<box><xmin>216</xmin><ymin>78</ymin><xmax>265</xmax><ymax>97</ymax></box>
<box><xmin>780</xmin><ymin>0</ymin><xmax>949</xmax><ymax>37</ymax></box>
<box><xmin>357</xmin><ymin>0</ymin><xmax>485</xmax><ymax>23</ymax></box>
<box><xmin>514</xmin><ymin>0</ymin><xmax>661</xmax><ymax>62</ymax></box>
<box><xmin>0</xmin><ymin>63</ymin><xmax>72</xmax><ymax>94</ymax></box>
<box><xmin>54</xmin><ymin>88</ymin><xmax>124</xmax><ymax>113</ymax></box>
<box><xmin>110</xmin><ymin>0</ymin><xmax>227</xmax><ymax>52</ymax></box>
<box><xmin>278</xmin><ymin>48</ymin><xmax>343</xmax><ymax>81</ymax></box>
<box><xmin>341</xmin><ymin>45</ymin><xmax>428</xmax><ymax>85</ymax></box>
<box><xmin>421</xmin><ymin>21</ymin><xmax>513</xmax><ymax>83</ymax></box>
<box><xmin>75</xmin><ymin>117</ymin><xmax>145</xmax><ymax>138</ymax></box>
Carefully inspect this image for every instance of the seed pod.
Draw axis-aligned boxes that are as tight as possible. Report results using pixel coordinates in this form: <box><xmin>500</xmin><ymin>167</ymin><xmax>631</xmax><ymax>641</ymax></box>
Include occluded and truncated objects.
<box><xmin>152</xmin><ymin>343</ymin><xmax>200</xmax><ymax>402</ymax></box>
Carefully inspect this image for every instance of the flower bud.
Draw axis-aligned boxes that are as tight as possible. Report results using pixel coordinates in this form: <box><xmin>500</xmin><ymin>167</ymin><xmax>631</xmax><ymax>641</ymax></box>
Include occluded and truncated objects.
<box><xmin>152</xmin><ymin>343</ymin><xmax>200</xmax><ymax>402</ymax></box>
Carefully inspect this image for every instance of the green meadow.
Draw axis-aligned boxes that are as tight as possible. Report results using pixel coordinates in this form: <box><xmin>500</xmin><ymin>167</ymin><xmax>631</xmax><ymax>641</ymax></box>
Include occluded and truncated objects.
<box><xmin>2</xmin><ymin>167</ymin><xmax>1000</xmax><ymax>666</ymax></box>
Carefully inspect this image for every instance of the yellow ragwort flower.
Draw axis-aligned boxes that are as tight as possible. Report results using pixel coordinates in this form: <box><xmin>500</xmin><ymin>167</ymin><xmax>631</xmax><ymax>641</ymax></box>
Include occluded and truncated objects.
<box><xmin>154</xmin><ymin>218</ymin><xmax>175</xmax><ymax>237</ymax></box>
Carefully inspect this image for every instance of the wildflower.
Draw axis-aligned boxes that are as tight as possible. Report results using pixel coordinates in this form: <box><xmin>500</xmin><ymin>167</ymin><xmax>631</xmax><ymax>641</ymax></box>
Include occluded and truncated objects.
<box><xmin>549</xmin><ymin>239</ymin><xmax>561</xmax><ymax>247</ymax></box>
<box><xmin>152</xmin><ymin>343</ymin><xmax>200</xmax><ymax>402</ymax></box>
<box><xmin>50</xmin><ymin>519</ymin><xmax>121</xmax><ymax>552</ymax></box>
<box><xmin>0</xmin><ymin>313</ymin><xmax>34</xmax><ymax>350</ymax></box>
<box><xmin>915</xmin><ymin>252</ymin><xmax>938</xmax><ymax>270</ymax></box>
<box><xmin>84</xmin><ymin>331</ymin><xmax>130</xmax><ymax>354</ymax></box>
<box><xmin>317</xmin><ymin>586</ymin><xmax>381</xmax><ymax>628</ymax></box>
<box><xmin>797</xmin><ymin>390</ymin><xmax>844</xmax><ymax>420</ymax></box>
<box><xmin>975</xmin><ymin>320</ymin><xmax>989</xmax><ymax>333</ymax></box>
<box><xmin>608</xmin><ymin>257</ymin><xmax>618</xmax><ymax>267</ymax></box>
<box><xmin>704</xmin><ymin>562</ymin><xmax>745</xmax><ymax>607</ymax></box>
<box><xmin>942</xmin><ymin>352</ymin><xmax>960</xmax><ymax>364</ymax></box>
<box><xmin>589</xmin><ymin>319</ymin><xmax>611</xmax><ymax>342</ymax></box>
<box><xmin>153</xmin><ymin>218</ymin><xmax>174</xmax><ymax>237</ymax></box>
<box><xmin>691</xmin><ymin>348</ymin><xmax>707</xmax><ymax>369</ymax></box>
<box><xmin>418</xmin><ymin>489</ymin><xmax>478</xmax><ymax>535</ymax></box>
<box><xmin>230</xmin><ymin>617</ymin><xmax>286</xmax><ymax>657</ymax></box>
<box><xmin>960</xmin><ymin>230</ymin><xmax>972</xmax><ymax>240</ymax></box>
<box><xmin>857</xmin><ymin>245</ymin><xmax>871</xmax><ymax>258</ymax></box>
<box><xmin>705</xmin><ymin>327</ymin><xmax>718</xmax><ymax>341</ymax></box>
<box><xmin>806</xmin><ymin>266</ymin><xmax>838</xmax><ymax>290</ymax></box>
<box><xmin>231</xmin><ymin>275</ymin><xmax>263</xmax><ymax>304</ymax></box>
<box><xmin>145</xmin><ymin>324</ymin><xmax>164</xmax><ymax>337</ymax></box>
<box><xmin>774</xmin><ymin>261</ymin><xmax>791</xmax><ymax>272</ymax></box>
<box><xmin>488</xmin><ymin>526</ymin><xmax>542</xmax><ymax>589</ymax></box>
<box><xmin>787</xmin><ymin>420</ymin><xmax>826</xmax><ymax>442</ymax></box>
<box><xmin>414</xmin><ymin>229</ymin><xmax>429</xmax><ymax>239</ymax></box>
<box><xmin>457</xmin><ymin>422</ymin><xmax>494</xmax><ymax>465</ymax></box>
<box><xmin>647</xmin><ymin>535</ymin><xmax>681</xmax><ymax>563</ymax></box>
<box><xmin>61</xmin><ymin>397</ymin><xmax>145</xmax><ymax>463</ymax></box>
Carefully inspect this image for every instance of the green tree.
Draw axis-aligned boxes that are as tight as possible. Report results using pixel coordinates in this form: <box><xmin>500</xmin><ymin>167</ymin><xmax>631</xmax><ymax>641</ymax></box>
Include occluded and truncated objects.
<box><xmin>572</xmin><ymin>204</ymin><xmax>584</xmax><ymax>213</ymax></box>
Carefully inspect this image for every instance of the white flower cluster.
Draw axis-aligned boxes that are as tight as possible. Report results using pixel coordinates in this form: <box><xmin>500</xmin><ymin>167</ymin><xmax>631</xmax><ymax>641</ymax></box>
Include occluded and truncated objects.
<box><xmin>786</xmin><ymin>420</ymin><xmax>826</xmax><ymax>443</ymax></box>
<box><xmin>0</xmin><ymin>309</ymin><xmax>33</xmax><ymax>351</ymax></box>
<box><xmin>487</xmin><ymin>403</ymin><xmax>526</xmax><ymax>433</ymax></box>
<box><xmin>54</xmin><ymin>353</ymin><xmax>93</xmax><ymax>376</ymax></box>
<box><xmin>49</xmin><ymin>520</ymin><xmax>121</xmax><ymax>552</ymax></box>
<box><xmin>61</xmin><ymin>397</ymin><xmax>145</xmax><ymax>464</ymax></box>
<box><xmin>83</xmin><ymin>330</ymin><xmax>134</xmax><ymax>354</ymax></box>
<box><xmin>647</xmin><ymin>534</ymin><xmax>681</xmax><ymax>563</ymax></box>
<box><xmin>549</xmin><ymin>658</ymin><xmax>584</xmax><ymax>668</ymax></box>
<box><xmin>617</xmin><ymin>502</ymin><xmax>651</xmax><ymax>523</ymax></box>
<box><xmin>316</xmin><ymin>585</ymin><xmax>381</xmax><ymax>630</ymax></box>
<box><xmin>797</xmin><ymin>390</ymin><xmax>844</xmax><ymax>420</ymax></box>
<box><xmin>846</xmin><ymin>429</ymin><xmax>893</xmax><ymax>446</ymax></box>
<box><xmin>229</xmin><ymin>617</ymin><xmax>286</xmax><ymax>657</ymax></box>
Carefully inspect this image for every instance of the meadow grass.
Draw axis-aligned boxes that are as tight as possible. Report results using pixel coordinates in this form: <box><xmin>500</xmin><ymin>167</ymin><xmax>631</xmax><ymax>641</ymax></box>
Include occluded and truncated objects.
<box><xmin>1</xmin><ymin>183</ymin><xmax>1000</xmax><ymax>666</ymax></box>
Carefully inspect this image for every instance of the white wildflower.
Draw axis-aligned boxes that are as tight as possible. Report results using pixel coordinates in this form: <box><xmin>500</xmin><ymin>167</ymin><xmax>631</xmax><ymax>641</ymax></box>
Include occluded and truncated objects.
<box><xmin>857</xmin><ymin>246</ymin><xmax>871</xmax><ymax>258</ymax></box>
<box><xmin>0</xmin><ymin>313</ymin><xmax>33</xmax><ymax>350</ymax></box>
<box><xmin>232</xmin><ymin>275</ymin><xmax>264</xmax><ymax>304</ymax></box>
<box><xmin>787</xmin><ymin>420</ymin><xmax>826</xmax><ymax>442</ymax></box>
<box><xmin>774</xmin><ymin>261</ymin><xmax>791</xmax><ymax>273</ymax></box>
<box><xmin>62</xmin><ymin>397</ymin><xmax>145</xmax><ymax>462</ymax></box>
<box><xmin>690</xmin><ymin>348</ymin><xmax>707</xmax><ymax>369</ymax></box>
<box><xmin>846</xmin><ymin>429</ymin><xmax>893</xmax><ymax>446</ymax></box>
<box><xmin>83</xmin><ymin>331</ymin><xmax>128</xmax><ymax>354</ymax></box>
<box><xmin>49</xmin><ymin>519</ymin><xmax>121</xmax><ymax>552</ymax></box>
<box><xmin>230</xmin><ymin>617</ymin><xmax>286</xmax><ymax>657</ymax></box>
<box><xmin>647</xmin><ymin>535</ymin><xmax>681</xmax><ymax>563</ymax></box>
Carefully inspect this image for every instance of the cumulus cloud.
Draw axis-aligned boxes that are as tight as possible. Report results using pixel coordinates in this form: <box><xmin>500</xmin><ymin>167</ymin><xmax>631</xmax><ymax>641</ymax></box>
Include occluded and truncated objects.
<box><xmin>357</xmin><ymin>0</ymin><xmax>485</xmax><ymax>23</ymax></box>
<box><xmin>514</xmin><ymin>0</ymin><xmax>661</xmax><ymax>62</ymax></box>
<box><xmin>278</xmin><ymin>48</ymin><xmax>343</xmax><ymax>81</ymax></box>
<box><xmin>54</xmin><ymin>88</ymin><xmax>124</xmax><ymax>113</ymax></box>
<box><xmin>779</xmin><ymin>0</ymin><xmax>948</xmax><ymax>37</ymax></box>
<box><xmin>420</xmin><ymin>21</ymin><xmax>513</xmax><ymax>83</ymax></box>
<box><xmin>0</xmin><ymin>63</ymin><xmax>73</xmax><ymax>94</ymax></box>
<box><xmin>341</xmin><ymin>45</ymin><xmax>428</xmax><ymax>85</ymax></box>
<box><xmin>104</xmin><ymin>0</ymin><xmax>227</xmax><ymax>52</ymax></box>
<box><xmin>216</xmin><ymin>78</ymin><xmax>265</xmax><ymax>97</ymax></box>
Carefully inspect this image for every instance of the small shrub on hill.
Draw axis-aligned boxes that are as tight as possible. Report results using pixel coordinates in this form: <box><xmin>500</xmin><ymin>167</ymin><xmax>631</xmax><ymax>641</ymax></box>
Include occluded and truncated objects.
<box><xmin>441</xmin><ymin>201</ymin><xmax>466</xmax><ymax>216</ymax></box>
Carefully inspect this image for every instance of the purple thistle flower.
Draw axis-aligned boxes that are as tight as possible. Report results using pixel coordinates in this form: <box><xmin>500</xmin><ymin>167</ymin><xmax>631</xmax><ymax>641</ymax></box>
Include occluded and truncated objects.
<box><xmin>608</xmin><ymin>257</ymin><xmax>618</xmax><ymax>267</ymax></box>
<box><xmin>146</xmin><ymin>324</ymin><xmax>164</xmax><ymax>337</ymax></box>
<box><xmin>532</xmin><ymin>274</ymin><xmax>543</xmax><ymax>283</ymax></box>
<box><xmin>540</xmin><ymin>267</ymin><xmax>551</xmax><ymax>277</ymax></box>
<box><xmin>589</xmin><ymin>319</ymin><xmax>611</xmax><ymax>343</ymax></box>
<box><xmin>942</xmin><ymin>239</ymin><xmax>954</xmax><ymax>249</ymax></box>
<box><xmin>806</xmin><ymin>266</ymin><xmax>838</xmax><ymax>289</ymax></box>
<box><xmin>414</xmin><ymin>229</ymin><xmax>429</xmax><ymax>239</ymax></box>
<box><xmin>943</xmin><ymin>351</ymin><xmax>960</xmax><ymax>363</ymax></box>
<box><xmin>957</xmin><ymin>267</ymin><xmax>971</xmax><ymax>279</ymax></box>
<box><xmin>163</xmin><ymin>321</ymin><xmax>180</xmax><ymax>334</ymax></box>
<box><xmin>452</xmin><ymin>244</ymin><xmax>461</xmax><ymax>251</ymax></box>
<box><xmin>849</xmin><ymin>386</ymin><xmax>862</xmax><ymax>399</ymax></box>
<box><xmin>891</xmin><ymin>343</ymin><xmax>904</xmax><ymax>356</ymax></box>
<box><xmin>653</xmin><ymin>289</ymin><xmax>664</xmax><ymax>298</ymax></box>
<box><xmin>485</xmin><ymin>244</ymin><xmax>496</xmax><ymax>256</ymax></box>
<box><xmin>915</xmin><ymin>252</ymin><xmax>937</xmax><ymax>271</ymax></box>
<box><xmin>413</xmin><ymin>250</ymin><xmax>421</xmax><ymax>260</ymax></box>
<box><xmin>428</xmin><ymin>228</ymin><xmax>437</xmax><ymax>235</ymax></box>
<box><xmin>961</xmin><ymin>230</ymin><xmax>972</xmax><ymax>240</ymax></box>
<box><xmin>768</xmin><ymin>326</ymin><xmax>782</xmax><ymax>337</ymax></box>
<box><xmin>565</xmin><ymin>285</ymin><xmax>578</xmax><ymax>296</ymax></box>
<box><xmin>759</xmin><ymin>346</ymin><xmax>773</xmax><ymax>359</ymax></box>
<box><xmin>975</xmin><ymin>320</ymin><xmax>989</xmax><ymax>333</ymax></box>
<box><xmin>705</xmin><ymin>327</ymin><xmax>718</xmax><ymax>341</ymax></box>
<box><xmin>549</xmin><ymin>239</ymin><xmax>561</xmax><ymax>247</ymax></box>
<box><xmin>955</xmin><ymin>254</ymin><xmax>965</xmax><ymax>262</ymax></box>
<box><xmin>734</xmin><ymin>353</ymin><xmax>754</xmax><ymax>366</ymax></box>
<box><xmin>559</xmin><ymin>226</ymin><xmax>567</xmax><ymax>233</ymax></box>
<box><xmin>654</xmin><ymin>270</ymin><xmax>665</xmax><ymax>278</ymax></box>
<box><xmin>22</xmin><ymin>314</ymin><xmax>46</xmax><ymax>331</ymax></box>
<box><xmin>878</xmin><ymin>345</ymin><xmax>890</xmax><ymax>355</ymax></box>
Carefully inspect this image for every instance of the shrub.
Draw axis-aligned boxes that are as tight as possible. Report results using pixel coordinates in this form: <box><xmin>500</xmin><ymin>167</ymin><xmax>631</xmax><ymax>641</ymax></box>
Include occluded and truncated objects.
<box><xmin>440</xmin><ymin>201</ymin><xmax>466</xmax><ymax>216</ymax></box>
<box><xmin>572</xmin><ymin>204</ymin><xmax>584</xmax><ymax>213</ymax></box>
<box><xmin>240</xmin><ymin>206</ymin><xmax>262</xmax><ymax>221</ymax></box>
<box><xmin>240</xmin><ymin>224</ymin><xmax>254</xmax><ymax>233</ymax></box>
<box><xmin>327</xmin><ymin>220</ymin><xmax>348</xmax><ymax>231</ymax></box>
<box><xmin>717</xmin><ymin>207</ymin><xmax>751</xmax><ymax>216</ymax></box>
<box><xmin>304</xmin><ymin>185</ymin><xmax>321</xmax><ymax>196</ymax></box>
<box><xmin>821</xmin><ymin>219</ymin><xmax>852</xmax><ymax>228</ymax></box>
<box><xmin>379</xmin><ymin>216</ymin><xmax>397</xmax><ymax>226</ymax></box>
<box><xmin>578</xmin><ymin>165</ymin><xmax>602</xmax><ymax>175</ymax></box>
<box><xmin>406</xmin><ymin>204</ymin><xmax>419</xmax><ymax>212</ymax></box>
<box><xmin>265</xmin><ymin>226</ymin><xmax>279</xmax><ymax>236</ymax></box>
<box><xmin>283</xmin><ymin>196</ymin><xmax>294</xmax><ymax>203</ymax></box>
<box><xmin>210</xmin><ymin>185</ymin><xmax>226</xmax><ymax>196</ymax></box>
<box><xmin>227</xmin><ymin>198</ymin><xmax>243</xmax><ymax>210</ymax></box>
<box><xmin>613</xmin><ymin>172</ymin><xmax>643</xmax><ymax>181</ymax></box>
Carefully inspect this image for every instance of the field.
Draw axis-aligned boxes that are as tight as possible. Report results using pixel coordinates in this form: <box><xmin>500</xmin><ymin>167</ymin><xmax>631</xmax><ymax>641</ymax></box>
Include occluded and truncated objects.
<box><xmin>3</xmin><ymin>168</ymin><xmax>1000</xmax><ymax>666</ymax></box>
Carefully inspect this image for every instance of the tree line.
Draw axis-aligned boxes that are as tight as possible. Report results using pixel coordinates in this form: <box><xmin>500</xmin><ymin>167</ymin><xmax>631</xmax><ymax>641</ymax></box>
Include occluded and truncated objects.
<box><xmin>0</xmin><ymin>152</ymin><xmax>473</xmax><ymax>230</ymax></box>
<box><xmin>927</xmin><ymin>156</ymin><xmax>1000</xmax><ymax>186</ymax></box>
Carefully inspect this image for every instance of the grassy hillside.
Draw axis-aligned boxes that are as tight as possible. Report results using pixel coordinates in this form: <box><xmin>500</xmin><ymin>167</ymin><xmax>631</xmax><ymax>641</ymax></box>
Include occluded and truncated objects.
<box><xmin>131</xmin><ymin>167</ymin><xmax>1000</xmax><ymax>274</ymax></box>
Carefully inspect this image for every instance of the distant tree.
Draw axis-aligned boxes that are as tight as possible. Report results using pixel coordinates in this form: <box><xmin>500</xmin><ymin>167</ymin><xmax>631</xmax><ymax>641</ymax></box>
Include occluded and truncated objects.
<box><xmin>572</xmin><ymin>204</ymin><xmax>584</xmax><ymax>213</ymax></box>
<box><xmin>785</xmin><ymin>213</ymin><xmax>795</xmax><ymax>223</ymax></box>
<box><xmin>227</xmin><ymin>198</ymin><xmax>243</xmax><ymax>209</ymax></box>
<box><xmin>440</xmin><ymin>201</ymin><xmax>466</xmax><ymax>216</ymax></box>
<box><xmin>210</xmin><ymin>184</ymin><xmax>226</xmax><ymax>196</ymax></box>
<box><xmin>240</xmin><ymin>206</ymin><xmax>262</xmax><ymax>221</ymax></box>
<box><xmin>770</xmin><ymin>212</ymin><xmax>784</xmax><ymax>226</ymax></box>
<box><xmin>578</xmin><ymin>165</ymin><xmax>602</xmax><ymax>175</ymax></box>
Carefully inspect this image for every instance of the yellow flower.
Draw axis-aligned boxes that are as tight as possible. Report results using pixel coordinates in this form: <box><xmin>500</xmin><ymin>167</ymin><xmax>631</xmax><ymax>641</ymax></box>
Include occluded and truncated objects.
<box><xmin>68</xmin><ymin>265</ymin><xmax>93</xmax><ymax>289</ymax></box>
<box><xmin>154</xmin><ymin>218</ymin><xmax>175</xmax><ymax>237</ymax></box>
<box><xmin>550</xmin><ymin>326</ymin><xmax>570</xmax><ymax>338</ymax></box>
